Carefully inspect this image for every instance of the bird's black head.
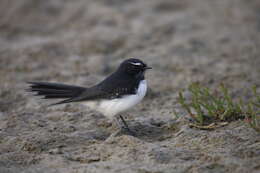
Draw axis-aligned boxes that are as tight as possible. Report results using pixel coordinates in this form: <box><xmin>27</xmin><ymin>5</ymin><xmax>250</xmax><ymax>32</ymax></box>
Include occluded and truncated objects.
<box><xmin>118</xmin><ymin>58</ymin><xmax>152</xmax><ymax>78</ymax></box>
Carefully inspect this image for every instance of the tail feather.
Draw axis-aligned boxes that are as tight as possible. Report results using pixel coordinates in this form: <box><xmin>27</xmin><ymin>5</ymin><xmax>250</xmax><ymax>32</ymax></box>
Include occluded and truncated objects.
<box><xmin>27</xmin><ymin>82</ymin><xmax>86</xmax><ymax>105</ymax></box>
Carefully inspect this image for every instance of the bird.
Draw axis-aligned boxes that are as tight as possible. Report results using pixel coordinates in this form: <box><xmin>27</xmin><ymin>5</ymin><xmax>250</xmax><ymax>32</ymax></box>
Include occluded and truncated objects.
<box><xmin>27</xmin><ymin>58</ymin><xmax>152</xmax><ymax>134</ymax></box>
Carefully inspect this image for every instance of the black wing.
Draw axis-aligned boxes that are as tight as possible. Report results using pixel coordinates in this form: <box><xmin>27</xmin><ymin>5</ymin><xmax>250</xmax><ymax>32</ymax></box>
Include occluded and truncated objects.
<box><xmin>27</xmin><ymin>72</ymin><xmax>141</xmax><ymax>105</ymax></box>
<box><xmin>72</xmin><ymin>72</ymin><xmax>141</xmax><ymax>102</ymax></box>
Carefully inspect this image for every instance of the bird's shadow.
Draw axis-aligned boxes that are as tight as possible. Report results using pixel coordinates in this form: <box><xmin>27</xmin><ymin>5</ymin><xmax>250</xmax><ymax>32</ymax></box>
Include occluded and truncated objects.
<box><xmin>114</xmin><ymin>121</ymin><xmax>175</xmax><ymax>142</ymax></box>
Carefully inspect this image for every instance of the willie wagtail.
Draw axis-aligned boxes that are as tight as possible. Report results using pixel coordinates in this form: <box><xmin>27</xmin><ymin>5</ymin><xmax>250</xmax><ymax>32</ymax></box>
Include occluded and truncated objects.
<box><xmin>27</xmin><ymin>58</ymin><xmax>152</xmax><ymax>133</ymax></box>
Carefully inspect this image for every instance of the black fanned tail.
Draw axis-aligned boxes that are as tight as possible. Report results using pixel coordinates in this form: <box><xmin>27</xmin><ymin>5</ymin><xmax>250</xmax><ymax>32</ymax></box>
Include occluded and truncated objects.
<box><xmin>27</xmin><ymin>82</ymin><xmax>86</xmax><ymax>105</ymax></box>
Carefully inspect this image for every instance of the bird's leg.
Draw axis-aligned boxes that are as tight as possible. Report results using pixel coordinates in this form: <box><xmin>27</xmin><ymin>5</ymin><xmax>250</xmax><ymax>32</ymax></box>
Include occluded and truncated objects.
<box><xmin>119</xmin><ymin>115</ymin><xmax>131</xmax><ymax>132</ymax></box>
<box><xmin>114</xmin><ymin>115</ymin><xmax>135</xmax><ymax>135</ymax></box>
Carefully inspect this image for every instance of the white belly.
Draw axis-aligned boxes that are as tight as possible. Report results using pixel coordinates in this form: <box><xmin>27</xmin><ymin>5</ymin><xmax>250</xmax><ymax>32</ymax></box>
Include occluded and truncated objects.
<box><xmin>82</xmin><ymin>80</ymin><xmax>147</xmax><ymax>119</ymax></box>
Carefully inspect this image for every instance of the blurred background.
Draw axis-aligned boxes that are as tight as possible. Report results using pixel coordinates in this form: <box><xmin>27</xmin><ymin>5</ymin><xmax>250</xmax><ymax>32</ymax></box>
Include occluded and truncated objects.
<box><xmin>0</xmin><ymin>0</ymin><xmax>259</xmax><ymax>172</ymax></box>
<box><xmin>1</xmin><ymin>0</ymin><xmax>259</xmax><ymax>83</ymax></box>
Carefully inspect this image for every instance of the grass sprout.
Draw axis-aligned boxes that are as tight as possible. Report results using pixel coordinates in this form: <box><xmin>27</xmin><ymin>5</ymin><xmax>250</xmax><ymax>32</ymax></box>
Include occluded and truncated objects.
<box><xmin>178</xmin><ymin>83</ymin><xmax>260</xmax><ymax>131</ymax></box>
<box><xmin>245</xmin><ymin>86</ymin><xmax>260</xmax><ymax>132</ymax></box>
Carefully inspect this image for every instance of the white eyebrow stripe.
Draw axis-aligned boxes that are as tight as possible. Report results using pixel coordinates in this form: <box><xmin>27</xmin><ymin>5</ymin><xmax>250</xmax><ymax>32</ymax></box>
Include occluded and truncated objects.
<box><xmin>130</xmin><ymin>62</ymin><xmax>142</xmax><ymax>66</ymax></box>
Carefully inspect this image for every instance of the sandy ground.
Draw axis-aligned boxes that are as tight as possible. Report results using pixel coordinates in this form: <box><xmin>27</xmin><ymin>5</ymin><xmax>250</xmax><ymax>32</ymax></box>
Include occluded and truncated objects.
<box><xmin>0</xmin><ymin>0</ymin><xmax>260</xmax><ymax>172</ymax></box>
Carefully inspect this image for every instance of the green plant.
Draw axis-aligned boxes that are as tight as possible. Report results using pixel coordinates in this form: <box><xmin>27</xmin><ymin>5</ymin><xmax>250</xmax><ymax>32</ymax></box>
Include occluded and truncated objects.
<box><xmin>178</xmin><ymin>83</ymin><xmax>260</xmax><ymax>131</ymax></box>
<box><xmin>245</xmin><ymin>86</ymin><xmax>260</xmax><ymax>132</ymax></box>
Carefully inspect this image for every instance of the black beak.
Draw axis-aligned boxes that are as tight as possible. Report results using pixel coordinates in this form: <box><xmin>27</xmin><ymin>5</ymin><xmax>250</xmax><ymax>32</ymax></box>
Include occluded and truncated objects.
<box><xmin>144</xmin><ymin>66</ymin><xmax>152</xmax><ymax>70</ymax></box>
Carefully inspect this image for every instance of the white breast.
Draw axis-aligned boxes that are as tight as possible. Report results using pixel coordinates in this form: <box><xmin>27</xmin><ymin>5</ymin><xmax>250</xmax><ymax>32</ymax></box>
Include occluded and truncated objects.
<box><xmin>82</xmin><ymin>80</ymin><xmax>147</xmax><ymax>119</ymax></box>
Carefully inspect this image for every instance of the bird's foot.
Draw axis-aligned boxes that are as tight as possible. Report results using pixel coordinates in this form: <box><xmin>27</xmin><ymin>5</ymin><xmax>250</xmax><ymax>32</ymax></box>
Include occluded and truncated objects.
<box><xmin>121</xmin><ymin>126</ymin><xmax>136</xmax><ymax>136</ymax></box>
<box><xmin>113</xmin><ymin>115</ymin><xmax>136</xmax><ymax>136</ymax></box>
